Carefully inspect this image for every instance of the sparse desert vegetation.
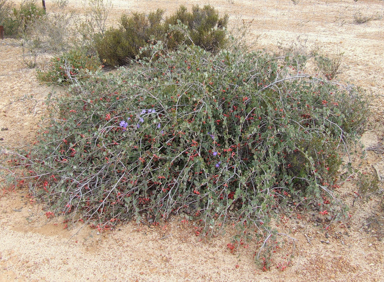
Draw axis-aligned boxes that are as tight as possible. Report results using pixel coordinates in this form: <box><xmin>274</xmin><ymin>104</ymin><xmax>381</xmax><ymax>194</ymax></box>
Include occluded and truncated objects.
<box><xmin>0</xmin><ymin>0</ymin><xmax>383</xmax><ymax>280</ymax></box>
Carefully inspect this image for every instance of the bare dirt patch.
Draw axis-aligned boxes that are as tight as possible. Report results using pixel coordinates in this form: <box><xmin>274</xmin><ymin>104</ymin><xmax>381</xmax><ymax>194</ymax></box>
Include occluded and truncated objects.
<box><xmin>1</xmin><ymin>0</ymin><xmax>384</xmax><ymax>281</ymax></box>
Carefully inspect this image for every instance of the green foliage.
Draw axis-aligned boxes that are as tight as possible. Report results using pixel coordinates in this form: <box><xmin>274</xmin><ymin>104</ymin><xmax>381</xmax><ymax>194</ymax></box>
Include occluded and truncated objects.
<box><xmin>37</xmin><ymin>49</ymin><xmax>101</xmax><ymax>85</ymax></box>
<box><xmin>0</xmin><ymin>0</ymin><xmax>17</xmax><ymax>36</ymax></box>
<box><xmin>0</xmin><ymin>0</ymin><xmax>45</xmax><ymax>37</ymax></box>
<box><xmin>315</xmin><ymin>53</ymin><xmax>343</xmax><ymax>81</ymax></box>
<box><xmin>95</xmin><ymin>9</ymin><xmax>164</xmax><ymax>66</ymax></box>
<box><xmin>164</xmin><ymin>5</ymin><xmax>228</xmax><ymax>52</ymax></box>
<box><xmin>285</xmin><ymin>137</ymin><xmax>342</xmax><ymax>192</ymax></box>
<box><xmin>95</xmin><ymin>5</ymin><xmax>228</xmax><ymax>67</ymax></box>
<box><xmin>15</xmin><ymin>0</ymin><xmax>45</xmax><ymax>32</ymax></box>
<box><xmin>356</xmin><ymin>171</ymin><xmax>380</xmax><ymax>202</ymax></box>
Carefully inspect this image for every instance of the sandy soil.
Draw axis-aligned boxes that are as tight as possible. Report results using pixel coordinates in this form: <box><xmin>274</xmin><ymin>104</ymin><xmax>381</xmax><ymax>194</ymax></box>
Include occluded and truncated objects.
<box><xmin>1</xmin><ymin>0</ymin><xmax>384</xmax><ymax>281</ymax></box>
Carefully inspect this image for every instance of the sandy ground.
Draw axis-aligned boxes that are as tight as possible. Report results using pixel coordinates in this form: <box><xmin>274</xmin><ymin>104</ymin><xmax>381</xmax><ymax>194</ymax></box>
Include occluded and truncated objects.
<box><xmin>1</xmin><ymin>0</ymin><xmax>384</xmax><ymax>281</ymax></box>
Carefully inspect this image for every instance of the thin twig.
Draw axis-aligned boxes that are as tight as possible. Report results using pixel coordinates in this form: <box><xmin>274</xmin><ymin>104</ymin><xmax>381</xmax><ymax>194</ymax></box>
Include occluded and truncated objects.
<box><xmin>304</xmin><ymin>233</ymin><xmax>312</xmax><ymax>245</ymax></box>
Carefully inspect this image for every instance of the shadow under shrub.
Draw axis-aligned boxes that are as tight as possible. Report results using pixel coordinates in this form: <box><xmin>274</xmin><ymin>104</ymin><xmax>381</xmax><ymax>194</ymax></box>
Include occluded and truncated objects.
<box><xmin>11</xmin><ymin>41</ymin><xmax>368</xmax><ymax>265</ymax></box>
<box><xmin>95</xmin><ymin>5</ymin><xmax>228</xmax><ymax>66</ymax></box>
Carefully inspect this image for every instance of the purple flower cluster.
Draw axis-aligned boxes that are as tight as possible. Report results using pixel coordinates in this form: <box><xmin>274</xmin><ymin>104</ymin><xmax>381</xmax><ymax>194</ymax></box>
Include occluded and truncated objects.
<box><xmin>119</xmin><ymin>118</ymin><xmax>130</xmax><ymax>131</ymax></box>
<box><xmin>120</xmin><ymin>108</ymin><xmax>160</xmax><ymax>131</ymax></box>
<box><xmin>212</xmin><ymin>151</ymin><xmax>220</xmax><ymax>167</ymax></box>
<box><xmin>141</xmin><ymin>109</ymin><xmax>156</xmax><ymax>115</ymax></box>
<box><xmin>138</xmin><ymin>108</ymin><xmax>157</xmax><ymax>128</ymax></box>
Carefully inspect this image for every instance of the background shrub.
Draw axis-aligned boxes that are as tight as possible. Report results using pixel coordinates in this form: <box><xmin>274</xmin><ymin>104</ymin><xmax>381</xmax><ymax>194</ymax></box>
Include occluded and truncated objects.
<box><xmin>95</xmin><ymin>5</ymin><xmax>228</xmax><ymax>66</ymax></box>
<box><xmin>37</xmin><ymin>48</ymin><xmax>101</xmax><ymax>84</ymax></box>
<box><xmin>0</xmin><ymin>0</ymin><xmax>10</xmax><ymax>16</ymax></box>
<box><xmin>0</xmin><ymin>0</ymin><xmax>11</xmax><ymax>22</ymax></box>
<box><xmin>0</xmin><ymin>0</ymin><xmax>18</xmax><ymax>36</ymax></box>
<box><xmin>18</xmin><ymin>0</ymin><xmax>112</xmax><ymax>71</ymax></box>
<box><xmin>353</xmin><ymin>11</ymin><xmax>382</xmax><ymax>24</ymax></box>
<box><xmin>14</xmin><ymin>0</ymin><xmax>45</xmax><ymax>33</ymax></box>
<box><xmin>0</xmin><ymin>0</ymin><xmax>45</xmax><ymax>37</ymax></box>
<box><xmin>315</xmin><ymin>53</ymin><xmax>343</xmax><ymax>81</ymax></box>
<box><xmin>24</xmin><ymin>10</ymin><xmax>77</xmax><ymax>53</ymax></box>
<box><xmin>95</xmin><ymin>9</ymin><xmax>165</xmax><ymax>66</ymax></box>
<box><xmin>164</xmin><ymin>5</ymin><xmax>228</xmax><ymax>52</ymax></box>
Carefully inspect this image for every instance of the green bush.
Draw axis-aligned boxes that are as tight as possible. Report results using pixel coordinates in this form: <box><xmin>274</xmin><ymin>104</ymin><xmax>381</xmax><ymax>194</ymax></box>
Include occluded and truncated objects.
<box><xmin>9</xmin><ymin>41</ymin><xmax>367</xmax><ymax>266</ymax></box>
<box><xmin>0</xmin><ymin>0</ymin><xmax>17</xmax><ymax>36</ymax></box>
<box><xmin>164</xmin><ymin>5</ymin><xmax>228</xmax><ymax>52</ymax></box>
<box><xmin>315</xmin><ymin>53</ymin><xmax>342</xmax><ymax>81</ymax></box>
<box><xmin>95</xmin><ymin>9</ymin><xmax>165</xmax><ymax>66</ymax></box>
<box><xmin>14</xmin><ymin>0</ymin><xmax>45</xmax><ymax>33</ymax></box>
<box><xmin>37</xmin><ymin>49</ymin><xmax>101</xmax><ymax>85</ymax></box>
<box><xmin>95</xmin><ymin>5</ymin><xmax>228</xmax><ymax>66</ymax></box>
<box><xmin>0</xmin><ymin>0</ymin><xmax>45</xmax><ymax>37</ymax></box>
<box><xmin>356</xmin><ymin>171</ymin><xmax>380</xmax><ymax>203</ymax></box>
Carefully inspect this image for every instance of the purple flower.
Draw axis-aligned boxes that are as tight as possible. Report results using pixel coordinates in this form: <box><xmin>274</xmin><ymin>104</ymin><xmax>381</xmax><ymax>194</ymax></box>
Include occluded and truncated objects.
<box><xmin>157</xmin><ymin>123</ymin><xmax>161</xmax><ymax>129</ymax></box>
<box><xmin>213</xmin><ymin>151</ymin><xmax>218</xmax><ymax>156</ymax></box>
<box><xmin>141</xmin><ymin>109</ymin><xmax>147</xmax><ymax>115</ymax></box>
<box><xmin>215</xmin><ymin>162</ymin><xmax>221</xmax><ymax>168</ymax></box>
<box><xmin>161</xmin><ymin>130</ymin><xmax>164</xmax><ymax>134</ymax></box>
<box><xmin>208</xmin><ymin>132</ymin><xmax>215</xmax><ymax>140</ymax></box>
<box><xmin>137</xmin><ymin>124</ymin><xmax>140</xmax><ymax>128</ymax></box>
<box><xmin>120</xmin><ymin>120</ymin><xmax>128</xmax><ymax>131</ymax></box>
<box><xmin>139</xmin><ymin>117</ymin><xmax>144</xmax><ymax>123</ymax></box>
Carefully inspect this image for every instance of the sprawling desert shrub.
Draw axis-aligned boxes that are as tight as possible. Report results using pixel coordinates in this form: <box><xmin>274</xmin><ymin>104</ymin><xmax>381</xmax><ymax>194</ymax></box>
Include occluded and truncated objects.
<box><xmin>12</xmin><ymin>37</ymin><xmax>367</xmax><ymax>225</ymax></box>
<box><xmin>3</xmin><ymin>25</ymin><xmax>369</xmax><ymax>268</ymax></box>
